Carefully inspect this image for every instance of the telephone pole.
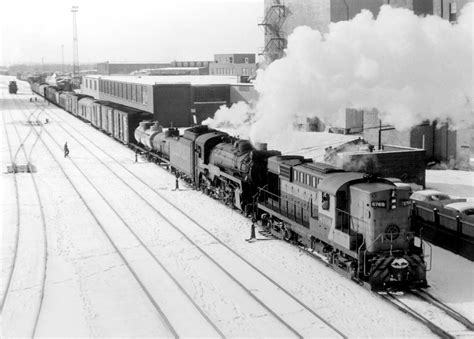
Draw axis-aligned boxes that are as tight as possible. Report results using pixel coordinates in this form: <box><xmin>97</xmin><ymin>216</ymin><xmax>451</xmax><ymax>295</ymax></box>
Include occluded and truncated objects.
<box><xmin>71</xmin><ymin>6</ymin><xmax>79</xmax><ymax>77</ymax></box>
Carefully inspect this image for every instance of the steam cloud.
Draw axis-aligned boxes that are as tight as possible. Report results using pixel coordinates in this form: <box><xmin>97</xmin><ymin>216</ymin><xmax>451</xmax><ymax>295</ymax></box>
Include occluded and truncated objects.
<box><xmin>204</xmin><ymin>5</ymin><xmax>473</xmax><ymax>144</ymax></box>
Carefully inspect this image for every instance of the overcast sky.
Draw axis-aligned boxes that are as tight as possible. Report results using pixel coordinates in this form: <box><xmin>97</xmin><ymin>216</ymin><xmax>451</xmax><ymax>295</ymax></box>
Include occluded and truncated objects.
<box><xmin>0</xmin><ymin>0</ymin><xmax>263</xmax><ymax>66</ymax></box>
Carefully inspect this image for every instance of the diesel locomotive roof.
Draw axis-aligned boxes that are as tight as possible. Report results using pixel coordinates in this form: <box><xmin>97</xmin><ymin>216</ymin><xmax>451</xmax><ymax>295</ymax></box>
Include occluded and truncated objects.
<box><xmin>318</xmin><ymin>172</ymin><xmax>366</xmax><ymax>195</ymax></box>
<box><xmin>350</xmin><ymin>182</ymin><xmax>397</xmax><ymax>194</ymax></box>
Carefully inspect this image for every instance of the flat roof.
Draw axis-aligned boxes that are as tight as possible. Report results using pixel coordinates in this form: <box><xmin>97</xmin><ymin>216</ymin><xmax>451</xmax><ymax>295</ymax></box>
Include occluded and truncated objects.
<box><xmin>84</xmin><ymin>75</ymin><xmax>239</xmax><ymax>85</ymax></box>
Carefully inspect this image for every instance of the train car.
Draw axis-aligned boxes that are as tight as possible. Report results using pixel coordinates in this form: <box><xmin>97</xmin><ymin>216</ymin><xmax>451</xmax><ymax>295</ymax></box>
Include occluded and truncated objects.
<box><xmin>31</xmin><ymin>82</ymin><xmax>43</xmax><ymax>95</ymax></box>
<box><xmin>100</xmin><ymin>104</ymin><xmax>114</xmax><ymax>134</ymax></box>
<box><xmin>38</xmin><ymin>84</ymin><xmax>50</xmax><ymax>98</ymax></box>
<box><xmin>256</xmin><ymin>157</ymin><xmax>428</xmax><ymax>291</ymax></box>
<box><xmin>134</xmin><ymin>121</ymin><xmax>179</xmax><ymax>160</ymax></box>
<box><xmin>8</xmin><ymin>81</ymin><xmax>18</xmax><ymax>94</ymax></box>
<box><xmin>45</xmin><ymin>86</ymin><xmax>61</xmax><ymax>105</ymax></box>
<box><xmin>108</xmin><ymin>104</ymin><xmax>152</xmax><ymax>144</ymax></box>
<box><xmin>169</xmin><ymin>125</ymin><xmax>224</xmax><ymax>183</ymax></box>
<box><xmin>90</xmin><ymin>101</ymin><xmax>104</xmax><ymax>128</ymax></box>
<box><xmin>78</xmin><ymin>97</ymin><xmax>96</xmax><ymax>122</ymax></box>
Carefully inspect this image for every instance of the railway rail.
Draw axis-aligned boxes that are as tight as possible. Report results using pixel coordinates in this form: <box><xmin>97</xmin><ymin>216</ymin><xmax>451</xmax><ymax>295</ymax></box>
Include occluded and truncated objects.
<box><xmin>380</xmin><ymin>290</ymin><xmax>474</xmax><ymax>338</ymax></box>
<box><xmin>13</xmin><ymin>99</ymin><xmax>185</xmax><ymax>338</ymax></box>
<box><xmin>2</xmin><ymin>106</ymin><xmax>49</xmax><ymax>337</ymax></box>
<box><xmin>42</xmin><ymin>96</ymin><xmax>474</xmax><ymax>338</ymax></box>
<box><xmin>35</xmin><ymin>98</ymin><xmax>347</xmax><ymax>338</ymax></box>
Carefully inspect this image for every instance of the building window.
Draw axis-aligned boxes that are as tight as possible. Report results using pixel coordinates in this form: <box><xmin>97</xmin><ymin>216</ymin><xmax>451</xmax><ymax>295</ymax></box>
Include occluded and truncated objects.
<box><xmin>322</xmin><ymin>193</ymin><xmax>330</xmax><ymax>210</ymax></box>
<box><xmin>449</xmin><ymin>2</ymin><xmax>457</xmax><ymax>22</ymax></box>
<box><xmin>94</xmin><ymin>81</ymin><xmax>97</xmax><ymax>91</ymax></box>
<box><xmin>245</xmin><ymin>57</ymin><xmax>249</xmax><ymax>64</ymax></box>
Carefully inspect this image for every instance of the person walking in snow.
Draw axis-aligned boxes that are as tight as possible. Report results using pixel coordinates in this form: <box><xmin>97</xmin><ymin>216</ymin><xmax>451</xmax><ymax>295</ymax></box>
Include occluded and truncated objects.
<box><xmin>64</xmin><ymin>142</ymin><xmax>69</xmax><ymax>158</ymax></box>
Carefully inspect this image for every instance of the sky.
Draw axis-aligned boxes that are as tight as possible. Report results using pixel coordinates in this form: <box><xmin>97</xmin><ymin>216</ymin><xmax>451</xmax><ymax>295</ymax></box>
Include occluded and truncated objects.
<box><xmin>0</xmin><ymin>0</ymin><xmax>263</xmax><ymax>66</ymax></box>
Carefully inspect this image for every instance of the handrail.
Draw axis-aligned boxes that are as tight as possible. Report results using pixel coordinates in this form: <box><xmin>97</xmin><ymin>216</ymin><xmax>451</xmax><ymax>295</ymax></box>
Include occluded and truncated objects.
<box><xmin>413</xmin><ymin>204</ymin><xmax>474</xmax><ymax>227</ymax></box>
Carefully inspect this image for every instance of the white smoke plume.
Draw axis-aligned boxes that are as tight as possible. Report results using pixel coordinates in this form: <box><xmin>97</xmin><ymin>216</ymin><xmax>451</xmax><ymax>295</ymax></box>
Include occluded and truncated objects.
<box><xmin>205</xmin><ymin>4</ymin><xmax>473</xmax><ymax>145</ymax></box>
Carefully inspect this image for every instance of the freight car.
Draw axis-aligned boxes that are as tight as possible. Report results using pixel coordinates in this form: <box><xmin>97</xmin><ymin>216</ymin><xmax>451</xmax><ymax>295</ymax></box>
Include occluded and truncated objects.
<box><xmin>134</xmin><ymin>121</ymin><xmax>179</xmax><ymax>160</ymax></box>
<box><xmin>9</xmin><ymin>81</ymin><xmax>18</xmax><ymax>94</ymax></box>
<box><xmin>256</xmin><ymin>157</ymin><xmax>428</xmax><ymax>291</ymax></box>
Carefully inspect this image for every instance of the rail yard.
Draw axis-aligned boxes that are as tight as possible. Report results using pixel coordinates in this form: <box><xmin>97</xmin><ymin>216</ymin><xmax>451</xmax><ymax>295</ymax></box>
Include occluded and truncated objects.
<box><xmin>1</xmin><ymin>75</ymin><xmax>473</xmax><ymax>337</ymax></box>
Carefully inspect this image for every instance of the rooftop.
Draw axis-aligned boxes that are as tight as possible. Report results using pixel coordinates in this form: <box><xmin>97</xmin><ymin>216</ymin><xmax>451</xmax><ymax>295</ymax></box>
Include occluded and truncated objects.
<box><xmin>84</xmin><ymin>75</ymin><xmax>239</xmax><ymax>85</ymax></box>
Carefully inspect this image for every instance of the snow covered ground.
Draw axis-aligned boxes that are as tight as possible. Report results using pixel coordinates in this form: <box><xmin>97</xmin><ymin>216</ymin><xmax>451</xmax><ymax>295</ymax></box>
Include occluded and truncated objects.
<box><xmin>1</xmin><ymin>76</ymin><xmax>473</xmax><ymax>337</ymax></box>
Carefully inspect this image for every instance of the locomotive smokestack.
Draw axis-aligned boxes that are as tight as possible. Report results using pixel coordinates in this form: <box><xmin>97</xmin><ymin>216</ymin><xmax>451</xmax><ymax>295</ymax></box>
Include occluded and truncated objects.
<box><xmin>255</xmin><ymin>142</ymin><xmax>267</xmax><ymax>151</ymax></box>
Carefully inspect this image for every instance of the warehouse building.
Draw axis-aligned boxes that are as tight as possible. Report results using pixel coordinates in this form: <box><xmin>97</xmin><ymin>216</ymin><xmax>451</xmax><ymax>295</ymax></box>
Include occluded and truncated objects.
<box><xmin>81</xmin><ymin>75</ymin><xmax>239</xmax><ymax>127</ymax></box>
<box><xmin>96</xmin><ymin>62</ymin><xmax>171</xmax><ymax>75</ymax></box>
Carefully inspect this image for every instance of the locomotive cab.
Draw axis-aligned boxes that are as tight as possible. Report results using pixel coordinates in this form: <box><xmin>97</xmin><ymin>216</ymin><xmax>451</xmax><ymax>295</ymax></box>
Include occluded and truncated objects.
<box><xmin>350</xmin><ymin>182</ymin><xmax>412</xmax><ymax>253</ymax></box>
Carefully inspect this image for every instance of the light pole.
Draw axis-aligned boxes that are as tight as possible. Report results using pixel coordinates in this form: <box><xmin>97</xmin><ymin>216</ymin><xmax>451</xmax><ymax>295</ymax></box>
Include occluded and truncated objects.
<box><xmin>71</xmin><ymin>5</ymin><xmax>79</xmax><ymax>78</ymax></box>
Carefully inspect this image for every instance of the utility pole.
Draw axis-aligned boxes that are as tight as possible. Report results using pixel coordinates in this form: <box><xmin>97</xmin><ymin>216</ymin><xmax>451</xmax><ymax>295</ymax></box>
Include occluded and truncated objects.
<box><xmin>71</xmin><ymin>6</ymin><xmax>79</xmax><ymax>78</ymax></box>
<box><xmin>378</xmin><ymin>119</ymin><xmax>396</xmax><ymax>150</ymax></box>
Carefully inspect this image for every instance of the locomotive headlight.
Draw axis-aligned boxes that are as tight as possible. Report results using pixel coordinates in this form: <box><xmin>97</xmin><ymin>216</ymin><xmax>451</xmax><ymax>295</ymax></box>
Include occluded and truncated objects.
<box><xmin>390</xmin><ymin>189</ymin><xmax>397</xmax><ymax>209</ymax></box>
<box><xmin>391</xmin><ymin>258</ymin><xmax>409</xmax><ymax>270</ymax></box>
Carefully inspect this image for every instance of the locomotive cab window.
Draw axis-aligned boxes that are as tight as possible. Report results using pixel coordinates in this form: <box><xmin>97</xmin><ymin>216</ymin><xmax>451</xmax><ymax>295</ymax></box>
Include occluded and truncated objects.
<box><xmin>322</xmin><ymin>193</ymin><xmax>330</xmax><ymax>210</ymax></box>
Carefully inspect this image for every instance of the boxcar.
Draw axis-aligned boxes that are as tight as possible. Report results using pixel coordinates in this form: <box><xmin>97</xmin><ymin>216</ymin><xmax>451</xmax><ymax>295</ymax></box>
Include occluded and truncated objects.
<box><xmin>45</xmin><ymin>86</ymin><xmax>60</xmax><ymax>105</ymax></box>
<box><xmin>107</xmin><ymin>103</ymin><xmax>152</xmax><ymax>144</ymax></box>
<box><xmin>78</xmin><ymin>97</ymin><xmax>96</xmax><ymax>122</ymax></box>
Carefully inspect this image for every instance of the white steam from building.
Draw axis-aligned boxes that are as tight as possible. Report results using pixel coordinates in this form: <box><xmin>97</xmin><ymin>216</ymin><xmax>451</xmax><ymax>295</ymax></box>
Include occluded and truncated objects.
<box><xmin>204</xmin><ymin>4</ymin><xmax>473</xmax><ymax>147</ymax></box>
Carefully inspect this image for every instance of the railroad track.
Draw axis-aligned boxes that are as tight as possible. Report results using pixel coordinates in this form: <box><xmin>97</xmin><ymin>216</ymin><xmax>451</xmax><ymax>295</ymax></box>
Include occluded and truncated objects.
<box><xmin>14</xmin><ymin>97</ymin><xmax>212</xmax><ymax>338</ymax></box>
<box><xmin>0</xmin><ymin>107</ymin><xmax>21</xmax><ymax>312</ymax></box>
<box><xmin>380</xmin><ymin>290</ymin><xmax>474</xmax><ymax>338</ymax></box>
<box><xmin>1</xmin><ymin>104</ymin><xmax>49</xmax><ymax>338</ymax></box>
<box><xmin>38</xmin><ymin>98</ymin><xmax>347</xmax><ymax>338</ymax></box>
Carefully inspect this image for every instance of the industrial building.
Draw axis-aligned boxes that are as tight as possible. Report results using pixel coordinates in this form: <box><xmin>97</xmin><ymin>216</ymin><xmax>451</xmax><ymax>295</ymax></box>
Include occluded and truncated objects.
<box><xmin>362</xmin><ymin>110</ymin><xmax>473</xmax><ymax>170</ymax></box>
<box><xmin>209</xmin><ymin>54</ymin><xmax>257</xmax><ymax>82</ymax></box>
<box><xmin>81</xmin><ymin>75</ymin><xmax>254</xmax><ymax>127</ymax></box>
<box><xmin>334</xmin><ymin>109</ymin><xmax>473</xmax><ymax>170</ymax></box>
<box><xmin>96</xmin><ymin>62</ymin><xmax>171</xmax><ymax>75</ymax></box>
<box><xmin>261</xmin><ymin>0</ymin><xmax>470</xmax><ymax>63</ymax></box>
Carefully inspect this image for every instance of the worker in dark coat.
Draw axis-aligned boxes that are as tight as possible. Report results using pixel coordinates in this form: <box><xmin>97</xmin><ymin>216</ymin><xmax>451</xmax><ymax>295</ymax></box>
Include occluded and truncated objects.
<box><xmin>64</xmin><ymin>142</ymin><xmax>69</xmax><ymax>158</ymax></box>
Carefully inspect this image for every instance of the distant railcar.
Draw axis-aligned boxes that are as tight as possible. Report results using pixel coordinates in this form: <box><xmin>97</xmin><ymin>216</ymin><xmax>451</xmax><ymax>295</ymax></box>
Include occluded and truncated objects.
<box><xmin>9</xmin><ymin>81</ymin><xmax>18</xmax><ymax>94</ymax></box>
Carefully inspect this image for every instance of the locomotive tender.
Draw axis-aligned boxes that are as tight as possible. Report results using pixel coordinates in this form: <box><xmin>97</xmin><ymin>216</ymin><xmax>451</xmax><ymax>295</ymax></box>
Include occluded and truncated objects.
<box><xmin>30</xmin><ymin>81</ymin><xmax>429</xmax><ymax>291</ymax></box>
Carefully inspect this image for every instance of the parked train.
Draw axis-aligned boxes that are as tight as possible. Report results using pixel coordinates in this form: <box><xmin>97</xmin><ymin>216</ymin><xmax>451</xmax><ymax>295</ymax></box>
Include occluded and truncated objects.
<box><xmin>31</xmin><ymin>82</ymin><xmax>429</xmax><ymax>291</ymax></box>
<box><xmin>9</xmin><ymin>81</ymin><xmax>18</xmax><ymax>94</ymax></box>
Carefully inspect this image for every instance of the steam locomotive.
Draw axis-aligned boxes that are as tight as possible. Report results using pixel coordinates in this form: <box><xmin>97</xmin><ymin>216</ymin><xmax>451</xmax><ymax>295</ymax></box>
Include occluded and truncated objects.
<box><xmin>135</xmin><ymin>122</ymin><xmax>428</xmax><ymax>291</ymax></box>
